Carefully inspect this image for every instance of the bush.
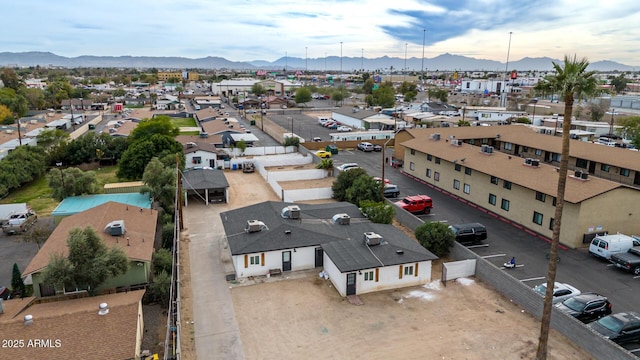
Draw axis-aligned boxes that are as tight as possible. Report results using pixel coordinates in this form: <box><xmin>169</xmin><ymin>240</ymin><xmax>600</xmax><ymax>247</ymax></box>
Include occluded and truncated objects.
<box><xmin>415</xmin><ymin>222</ymin><xmax>455</xmax><ymax>257</ymax></box>
<box><xmin>145</xmin><ymin>270</ymin><xmax>171</xmax><ymax>306</ymax></box>
<box><xmin>153</xmin><ymin>248</ymin><xmax>173</xmax><ymax>275</ymax></box>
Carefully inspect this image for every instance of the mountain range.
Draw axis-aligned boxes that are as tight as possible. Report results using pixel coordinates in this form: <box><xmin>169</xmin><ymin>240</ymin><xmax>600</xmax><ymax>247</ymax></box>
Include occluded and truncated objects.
<box><xmin>0</xmin><ymin>51</ymin><xmax>636</xmax><ymax>72</ymax></box>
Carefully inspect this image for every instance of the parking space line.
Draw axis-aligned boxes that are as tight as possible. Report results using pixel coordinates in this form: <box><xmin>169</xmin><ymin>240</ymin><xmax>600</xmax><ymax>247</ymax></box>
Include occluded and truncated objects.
<box><xmin>628</xmin><ymin>347</ymin><xmax>640</xmax><ymax>353</ymax></box>
<box><xmin>520</xmin><ymin>276</ymin><xmax>546</xmax><ymax>282</ymax></box>
<box><xmin>481</xmin><ymin>253</ymin><xmax>506</xmax><ymax>259</ymax></box>
<box><xmin>466</xmin><ymin>244</ymin><xmax>489</xmax><ymax>249</ymax></box>
<box><xmin>634</xmin><ymin>275</ymin><xmax>640</xmax><ymax>279</ymax></box>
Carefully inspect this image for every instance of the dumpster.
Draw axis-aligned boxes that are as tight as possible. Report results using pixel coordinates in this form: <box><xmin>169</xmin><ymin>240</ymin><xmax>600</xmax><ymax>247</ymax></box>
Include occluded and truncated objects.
<box><xmin>250</xmin><ymin>120</ymin><xmax>256</xmax><ymax>125</ymax></box>
<box><xmin>232</xmin><ymin>163</ymin><xmax>238</xmax><ymax>170</ymax></box>
<box><xmin>88</xmin><ymin>124</ymin><xmax>96</xmax><ymax>130</ymax></box>
<box><xmin>325</xmin><ymin>144</ymin><xmax>339</xmax><ymax>154</ymax></box>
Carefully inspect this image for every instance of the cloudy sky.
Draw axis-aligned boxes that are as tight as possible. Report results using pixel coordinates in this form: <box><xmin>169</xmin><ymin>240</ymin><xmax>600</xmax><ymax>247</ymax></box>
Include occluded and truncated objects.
<box><xmin>4</xmin><ymin>0</ymin><xmax>640</xmax><ymax>66</ymax></box>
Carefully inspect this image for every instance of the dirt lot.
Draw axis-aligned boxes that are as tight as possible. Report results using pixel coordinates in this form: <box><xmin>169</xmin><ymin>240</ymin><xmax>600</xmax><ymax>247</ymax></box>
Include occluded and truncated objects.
<box><xmin>177</xmin><ymin>166</ymin><xmax>593</xmax><ymax>360</ymax></box>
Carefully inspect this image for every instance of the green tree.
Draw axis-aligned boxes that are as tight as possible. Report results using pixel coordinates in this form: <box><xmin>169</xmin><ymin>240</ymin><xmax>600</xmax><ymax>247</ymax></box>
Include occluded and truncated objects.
<box><xmin>45</xmin><ymin>80</ymin><xmax>73</xmax><ymax>108</ymax></box>
<box><xmin>162</xmin><ymin>223</ymin><xmax>175</xmax><ymax>249</ymax></box>
<box><xmin>11</xmin><ymin>263</ymin><xmax>26</xmax><ymax>296</ymax></box>
<box><xmin>414</xmin><ymin>221</ymin><xmax>454</xmax><ymax>257</ymax></box>
<box><xmin>251</xmin><ymin>83</ymin><xmax>266</xmax><ymax>96</ymax></box>
<box><xmin>371</xmin><ymin>84</ymin><xmax>395</xmax><ymax>108</ymax></box>
<box><xmin>331</xmin><ymin>89</ymin><xmax>344</xmax><ymax>105</ymax></box>
<box><xmin>23</xmin><ymin>220</ymin><xmax>55</xmax><ymax>250</ymax></box>
<box><xmin>362</xmin><ymin>78</ymin><xmax>375</xmax><ymax>94</ymax></box>
<box><xmin>140</xmin><ymin>157</ymin><xmax>176</xmax><ymax>213</ymax></box>
<box><xmin>42</xmin><ymin>227</ymin><xmax>129</xmax><ymax>296</ymax></box>
<box><xmin>1</xmin><ymin>68</ymin><xmax>22</xmax><ymax>90</ymax></box>
<box><xmin>0</xmin><ymin>87</ymin><xmax>29</xmax><ymax>117</ymax></box>
<box><xmin>620</xmin><ymin>116</ymin><xmax>640</xmax><ymax>149</ymax></box>
<box><xmin>128</xmin><ymin>115</ymin><xmax>180</xmax><ymax>143</ymax></box>
<box><xmin>146</xmin><ymin>270</ymin><xmax>171</xmax><ymax>305</ymax></box>
<box><xmin>117</xmin><ymin>134</ymin><xmax>183</xmax><ymax>180</ymax></box>
<box><xmin>427</xmin><ymin>88</ymin><xmax>449</xmax><ymax>103</ymax></box>
<box><xmin>19</xmin><ymin>87</ymin><xmax>47</xmax><ymax>110</ymax></box>
<box><xmin>588</xmin><ymin>101</ymin><xmax>607</xmax><ymax>122</ymax></box>
<box><xmin>47</xmin><ymin>167</ymin><xmax>99</xmax><ymax>200</ymax></box>
<box><xmin>112</xmin><ymin>88</ymin><xmax>126</xmax><ymax>97</ymax></box>
<box><xmin>345</xmin><ymin>174</ymin><xmax>382</xmax><ymax>205</ymax></box>
<box><xmin>610</xmin><ymin>74</ymin><xmax>629</xmax><ymax>94</ymax></box>
<box><xmin>237</xmin><ymin>139</ymin><xmax>247</xmax><ymax>153</ymax></box>
<box><xmin>533</xmin><ymin>55</ymin><xmax>598</xmax><ymax>359</ymax></box>
<box><xmin>283</xmin><ymin>136</ymin><xmax>300</xmax><ymax>147</ymax></box>
<box><xmin>0</xmin><ymin>146</ymin><xmax>47</xmax><ymax>195</ymax></box>
<box><xmin>359</xmin><ymin>200</ymin><xmax>394</xmax><ymax>224</ymax></box>
<box><xmin>331</xmin><ymin>168</ymin><xmax>368</xmax><ymax>201</ymax></box>
<box><xmin>0</xmin><ymin>104</ymin><xmax>13</xmax><ymax>125</ymax></box>
<box><xmin>316</xmin><ymin>158</ymin><xmax>334</xmax><ymax>177</ymax></box>
<box><xmin>152</xmin><ymin>248</ymin><xmax>173</xmax><ymax>275</ymax></box>
<box><xmin>295</xmin><ymin>87</ymin><xmax>312</xmax><ymax>106</ymax></box>
<box><xmin>399</xmin><ymin>81</ymin><xmax>417</xmax><ymax>96</ymax></box>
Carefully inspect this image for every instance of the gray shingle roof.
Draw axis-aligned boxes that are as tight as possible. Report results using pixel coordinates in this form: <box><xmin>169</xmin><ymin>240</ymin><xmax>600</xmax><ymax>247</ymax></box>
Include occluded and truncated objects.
<box><xmin>182</xmin><ymin>168</ymin><xmax>229</xmax><ymax>190</ymax></box>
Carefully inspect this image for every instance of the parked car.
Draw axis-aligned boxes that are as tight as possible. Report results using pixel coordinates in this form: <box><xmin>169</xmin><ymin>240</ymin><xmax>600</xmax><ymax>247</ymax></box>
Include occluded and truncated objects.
<box><xmin>449</xmin><ymin>223</ymin><xmax>487</xmax><ymax>245</ymax></box>
<box><xmin>2</xmin><ymin>211</ymin><xmax>37</xmax><ymax>235</ymax></box>
<box><xmin>394</xmin><ymin>195</ymin><xmax>433</xmax><ymax>214</ymax></box>
<box><xmin>610</xmin><ymin>246</ymin><xmax>640</xmax><ymax>275</ymax></box>
<box><xmin>336</xmin><ymin>126</ymin><xmax>352</xmax><ymax>132</ymax></box>
<box><xmin>315</xmin><ymin>150</ymin><xmax>332</xmax><ymax>159</ymax></box>
<box><xmin>336</xmin><ymin>163</ymin><xmax>360</xmax><ymax>171</ymax></box>
<box><xmin>588</xmin><ymin>312</ymin><xmax>640</xmax><ymax>344</ymax></box>
<box><xmin>555</xmin><ymin>293</ymin><xmax>612</xmax><ymax>323</ymax></box>
<box><xmin>313</xmin><ymin>137</ymin><xmax>322</xmax><ymax>142</ymax></box>
<box><xmin>327</xmin><ymin>123</ymin><xmax>338</xmax><ymax>130</ymax></box>
<box><xmin>533</xmin><ymin>282</ymin><xmax>581</xmax><ymax>304</ymax></box>
<box><xmin>373</xmin><ymin>144</ymin><xmax>383</xmax><ymax>152</ymax></box>
<box><xmin>383</xmin><ymin>184</ymin><xmax>400</xmax><ymax>198</ymax></box>
<box><xmin>357</xmin><ymin>142</ymin><xmax>374</xmax><ymax>152</ymax></box>
<box><xmin>373</xmin><ymin>177</ymin><xmax>390</xmax><ymax>184</ymax></box>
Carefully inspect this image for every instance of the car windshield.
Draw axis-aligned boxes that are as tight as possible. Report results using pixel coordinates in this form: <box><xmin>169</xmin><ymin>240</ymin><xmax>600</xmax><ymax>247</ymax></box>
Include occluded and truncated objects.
<box><xmin>562</xmin><ymin>297</ymin><xmax>587</xmax><ymax>312</ymax></box>
<box><xmin>597</xmin><ymin>316</ymin><xmax>624</xmax><ymax>333</ymax></box>
<box><xmin>401</xmin><ymin>198</ymin><xmax>411</xmax><ymax>204</ymax></box>
<box><xmin>534</xmin><ymin>284</ymin><xmax>547</xmax><ymax>295</ymax></box>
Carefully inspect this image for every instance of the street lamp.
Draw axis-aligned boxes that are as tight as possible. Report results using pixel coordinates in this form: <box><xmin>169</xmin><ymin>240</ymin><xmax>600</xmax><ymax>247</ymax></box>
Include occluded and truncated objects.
<box><xmin>530</xmin><ymin>98</ymin><xmax>538</xmax><ymax>124</ymax></box>
<box><xmin>56</xmin><ymin>162</ymin><xmax>65</xmax><ymax>196</ymax></box>
<box><xmin>609</xmin><ymin>108</ymin><xmax>615</xmax><ymax>137</ymax></box>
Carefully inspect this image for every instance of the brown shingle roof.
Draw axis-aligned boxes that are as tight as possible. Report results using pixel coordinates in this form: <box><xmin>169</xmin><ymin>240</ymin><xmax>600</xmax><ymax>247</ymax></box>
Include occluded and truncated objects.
<box><xmin>201</xmin><ymin>119</ymin><xmax>243</xmax><ymax>135</ymax></box>
<box><xmin>195</xmin><ymin>107</ymin><xmax>219</xmax><ymax>120</ymax></box>
<box><xmin>23</xmin><ymin>202</ymin><xmax>158</xmax><ymax>276</ymax></box>
<box><xmin>402</xmin><ymin>136</ymin><xmax>624</xmax><ymax>203</ymax></box>
<box><xmin>0</xmin><ymin>290</ymin><xmax>144</xmax><ymax>359</ymax></box>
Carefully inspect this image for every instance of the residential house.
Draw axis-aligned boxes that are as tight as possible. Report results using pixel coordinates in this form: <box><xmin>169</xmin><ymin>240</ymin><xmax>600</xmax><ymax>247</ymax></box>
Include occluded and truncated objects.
<box><xmin>183</xmin><ymin>141</ymin><xmax>229</xmax><ymax>169</ymax></box>
<box><xmin>0</xmin><ymin>290</ymin><xmax>145</xmax><ymax>360</ymax></box>
<box><xmin>23</xmin><ymin>202</ymin><xmax>158</xmax><ymax>297</ymax></box>
<box><xmin>221</xmin><ymin>201</ymin><xmax>437</xmax><ymax>296</ymax></box>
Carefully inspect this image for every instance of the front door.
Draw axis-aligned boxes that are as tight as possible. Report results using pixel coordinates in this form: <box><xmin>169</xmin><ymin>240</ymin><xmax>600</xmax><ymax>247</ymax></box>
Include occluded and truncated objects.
<box><xmin>282</xmin><ymin>251</ymin><xmax>292</xmax><ymax>272</ymax></box>
<box><xmin>346</xmin><ymin>273</ymin><xmax>356</xmax><ymax>295</ymax></box>
<box><xmin>315</xmin><ymin>247</ymin><xmax>324</xmax><ymax>267</ymax></box>
<box><xmin>588</xmin><ymin>160</ymin><xmax>596</xmax><ymax>174</ymax></box>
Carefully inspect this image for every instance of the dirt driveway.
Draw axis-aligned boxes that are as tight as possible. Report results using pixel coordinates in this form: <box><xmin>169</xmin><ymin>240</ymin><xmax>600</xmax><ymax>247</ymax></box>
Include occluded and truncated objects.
<box><xmin>180</xmin><ymin>170</ymin><xmax>593</xmax><ymax>360</ymax></box>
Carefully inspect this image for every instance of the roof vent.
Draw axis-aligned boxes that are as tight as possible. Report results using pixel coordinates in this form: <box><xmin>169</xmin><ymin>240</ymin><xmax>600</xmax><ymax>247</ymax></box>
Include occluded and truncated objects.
<box><xmin>245</xmin><ymin>220</ymin><xmax>268</xmax><ymax>233</ymax></box>
<box><xmin>451</xmin><ymin>139</ymin><xmax>462</xmax><ymax>146</ymax></box>
<box><xmin>281</xmin><ymin>205</ymin><xmax>301</xmax><ymax>219</ymax></box>
<box><xmin>332</xmin><ymin>213</ymin><xmax>351</xmax><ymax>225</ymax></box>
<box><xmin>24</xmin><ymin>314</ymin><xmax>34</xmax><ymax>325</ymax></box>
<box><xmin>531</xmin><ymin>159</ymin><xmax>540</xmax><ymax>167</ymax></box>
<box><xmin>364</xmin><ymin>232</ymin><xmax>382</xmax><ymax>246</ymax></box>
<box><xmin>524</xmin><ymin>158</ymin><xmax>532</xmax><ymax>165</ymax></box>
<box><xmin>396</xmin><ymin>249</ymin><xmax>404</xmax><ymax>255</ymax></box>
<box><xmin>284</xmin><ymin>230</ymin><xmax>291</xmax><ymax>235</ymax></box>
<box><xmin>431</xmin><ymin>133</ymin><xmax>441</xmax><ymax>141</ymax></box>
<box><xmin>104</xmin><ymin>220</ymin><xmax>126</xmax><ymax>236</ymax></box>
<box><xmin>98</xmin><ymin>303</ymin><xmax>109</xmax><ymax>315</ymax></box>
<box><xmin>481</xmin><ymin>146</ymin><xmax>494</xmax><ymax>154</ymax></box>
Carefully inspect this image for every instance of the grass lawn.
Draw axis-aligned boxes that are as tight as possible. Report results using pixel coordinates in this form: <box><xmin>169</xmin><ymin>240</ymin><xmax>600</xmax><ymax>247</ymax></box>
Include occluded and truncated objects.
<box><xmin>172</xmin><ymin>118</ymin><xmax>197</xmax><ymax>127</ymax></box>
<box><xmin>0</xmin><ymin>166</ymin><xmax>121</xmax><ymax>217</ymax></box>
<box><xmin>180</xmin><ymin>131</ymin><xmax>200</xmax><ymax>136</ymax></box>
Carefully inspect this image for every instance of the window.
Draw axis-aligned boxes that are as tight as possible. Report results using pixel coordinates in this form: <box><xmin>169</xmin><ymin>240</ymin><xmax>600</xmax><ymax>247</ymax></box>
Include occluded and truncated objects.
<box><xmin>482</xmin><ymin>138</ymin><xmax>488</xmax><ymax>144</ymax></box>
<box><xmin>469</xmin><ymin>139</ymin><xmax>476</xmax><ymax>145</ymax></box>
<box><xmin>465</xmin><ymin>167</ymin><xmax>472</xmax><ymax>175</ymax></box>
<box><xmin>535</xmin><ymin>192</ymin><xmax>546</xmax><ymax>202</ymax></box>
<box><xmin>576</xmin><ymin>158</ymin><xmax>588</xmax><ymax>169</ymax></box>
<box><xmin>535</xmin><ymin>149</ymin><xmax>543</xmax><ymax>156</ymax></box>
<box><xmin>434</xmin><ymin>172</ymin><xmax>440</xmax><ymax>182</ymax></box>
<box><xmin>522</xmin><ymin>146</ymin><xmax>529</xmax><ymax>152</ymax></box>
<box><xmin>490</xmin><ymin>176</ymin><xmax>499</xmax><ymax>185</ymax></box>
<box><xmin>427</xmin><ymin>154</ymin><xmax>433</xmax><ymax>161</ymax></box>
<box><xmin>463</xmin><ymin>183</ymin><xmax>470</xmax><ymax>194</ymax></box>
<box><xmin>364</xmin><ymin>271</ymin><xmax>374</xmax><ymax>281</ymax></box>
<box><xmin>549</xmin><ymin>218</ymin><xmax>555</xmax><ymax>231</ymax></box>
<box><xmin>533</xmin><ymin>211</ymin><xmax>543</xmax><ymax>225</ymax></box>
<box><xmin>435</xmin><ymin>157</ymin><xmax>441</xmax><ymax>164</ymax></box>
<box><xmin>410</xmin><ymin>149</ymin><xmax>416</xmax><ymax>155</ymax></box>
<box><xmin>552</xmin><ymin>197</ymin><xmax>557</xmax><ymax>206</ymax></box>
<box><xmin>621</xmin><ymin>168</ymin><xmax>630</xmax><ymax>177</ymax></box>
<box><xmin>503</xmin><ymin>180</ymin><xmax>512</xmax><ymax>190</ymax></box>
<box><xmin>192</xmin><ymin>156</ymin><xmax>202</xmax><ymax>164</ymax></box>
<box><xmin>454</xmin><ymin>164</ymin><xmax>462</xmax><ymax>171</ymax></box>
<box><xmin>600</xmin><ymin>164</ymin><xmax>610</xmax><ymax>172</ymax></box>
<box><xmin>488</xmin><ymin>194</ymin><xmax>497</xmax><ymax>205</ymax></box>
<box><xmin>409</xmin><ymin>162</ymin><xmax>415</xmax><ymax>171</ymax></box>
<box><xmin>426</xmin><ymin>168</ymin><xmax>431</xmax><ymax>178</ymax></box>
<box><xmin>501</xmin><ymin>199</ymin><xmax>510</xmax><ymax>211</ymax></box>
<box><xmin>551</xmin><ymin>153</ymin><xmax>561</xmax><ymax>162</ymax></box>
<box><xmin>404</xmin><ymin>265</ymin><xmax>414</xmax><ymax>276</ymax></box>
<box><xmin>504</xmin><ymin>142</ymin><xmax>513</xmax><ymax>150</ymax></box>
<box><xmin>250</xmin><ymin>255</ymin><xmax>260</xmax><ymax>265</ymax></box>
<box><xmin>453</xmin><ymin>179</ymin><xmax>460</xmax><ymax>190</ymax></box>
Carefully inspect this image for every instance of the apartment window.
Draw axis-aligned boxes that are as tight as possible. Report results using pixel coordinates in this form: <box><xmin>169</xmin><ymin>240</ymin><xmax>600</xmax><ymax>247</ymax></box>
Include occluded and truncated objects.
<box><xmin>192</xmin><ymin>156</ymin><xmax>202</xmax><ymax>164</ymax></box>
<box><xmin>490</xmin><ymin>176</ymin><xmax>499</xmax><ymax>185</ymax></box>
<box><xmin>463</xmin><ymin>183</ymin><xmax>470</xmax><ymax>194</ymax></box>
<box><xmin>434</xmin><ymin>172</ymin><xmax>440</xmax><ymax>182</ymax></box>
<box><xmin>600</xmin><ymin>164</ymin><xmax>610</xmax><ymax>172</ymax></box>
<box><xmin>535</xmin><ymin>191</ymin><xmax>546</xmax><ymax>202</ymax></box>
<box><xmin>410</xmin><ymin>149</ymin><xmax>416</xmax><ymax>155</ymax></box>
<box><xmin>426</xmin><ymin>168</ymin><xmax>431</xmax><ymax>178</ymax></box>
<box><xmin>409</xmin><ymin>162</ymin><xmax>415</xmax><ymax>171</ymax></box>
<box><xmin>488</xmin><ymin>194</ymin><xmax>497</xmax><ymax>206</ymax></box>
<box><xmin>535</xmin><ymin>149</ymin><xmax>543</xmax><ymax>156</ymax></box>
<box><xmin>250</xmin><ymin>255</ymin><xmax>260</xmax><ymax>265</ymax></box>
<box><xmin>523</xmin><ymin>146</ymin><xmax>529</xmax><ymax>152</ymax></box>
<box><xmin>404</xmin><ymin>265</ymin><xmax>414</xmax><ymax>276</ymax></box>
<box><xmin>551</xmin><ymin>153</ymin><xmax>561</xmax><ymax>162</ymax></box>
<box><xmin>533</xmin><ymin>211</ymin><xmax>543</xmax><ymax>225</ymax></box>
<box><xmin>469</xmin><ymin>139</ymin><xmax>476</xmax><ymax>145</ymax></box>
<box><xmin>364</xmin><ymin>271</ymin><xmax>375</xmax><ymax>281</ymax></box>
<box><xmin>620</xmin><ymin>168</ymin><xmax>630</xmax><ymax>177</ymax></box>
<box><xmin>453</xmin><ymin>179</ymin><xmax>460</xmax><ymax>190</ymax></box>
<box><xmin>465</xmin><ymin>167</ymin><xmax>472</xmax><ymax>175</ymax></box>
<box><xmin>435</xmin><ymin>157</ymin><xmax>441</xmax><ymax>164</ymax></box>
<box><xmin>503</xmin><ymin>180</ymin><xmax>512</xmax><ymax>190</ymax></box>
<box><xmin>454</xmin><ymin>164</ymin><xmax>462</xmax><ymax>171</ymax></box>
<box><xmin>552</xmin><ymin>197</ymin><xmax>557</xmax><ymax>206</ymax></box>
<box><xmin>549</xmin><ymin>218</ymin><xmax>555</xmax><ymax>231</ymax></box>
<box><xmin>501</xmin><ymin>199</ymin><xmax>510</xmax><ymax>211</ymax></box>
<box><xmin>427</xmin><ymin>154</ymin><xmax>433</xmax><ymax>161</ymax></box>
<box><xmin>482</xmin><ymin>138</ymin><xmax>488</xmax><ymax>144</ymax></box>
<box><xmin>504</xmin><ymin>142</ymin><xmax>513</xmax><ymax>150</ymax></box>
<box><xmin>576</xmin><ymin>158</ymin><xmax>588</xmax><ymax>169</ymax></box>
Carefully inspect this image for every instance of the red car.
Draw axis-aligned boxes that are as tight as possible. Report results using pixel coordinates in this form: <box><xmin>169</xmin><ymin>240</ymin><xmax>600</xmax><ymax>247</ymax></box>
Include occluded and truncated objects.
<box><xmin>395</xmin><ymin>195</ymin><xmax>433</xmax><ymax>214</ymax></box>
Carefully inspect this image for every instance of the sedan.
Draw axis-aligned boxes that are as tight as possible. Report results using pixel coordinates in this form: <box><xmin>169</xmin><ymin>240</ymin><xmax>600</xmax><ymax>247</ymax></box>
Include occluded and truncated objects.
<box><xmin>554</xmin><ymin>293</ymin><xmax>612</xmax><ymax>323</ymax></box>
<box><xmin>336</xmin><ymin>163</ymin><xmax>360</xmax><ymax>171</ymax></box>
<box><xmin>315</xmin><ymin>150</ymin><xmax>332</xmax><ymax>159</ymax></box>
<box><xmin>373</xmin><ymin>144</ymin><xmax>383</xmax><ymax>152</ymax></box>
<box><xmin>336</xmin><ymin>126</ymin><xmax>352</xmax><ymax>132</ymax></box>
<box><xmin>533</xmin><ymin>282</ymin><xmax>580</xmax><ymax>304</ymax></box>
<box><xmin>588</xmin><ymin>312</ymin><xmax>640</xmax><ymax>344</ymax></box>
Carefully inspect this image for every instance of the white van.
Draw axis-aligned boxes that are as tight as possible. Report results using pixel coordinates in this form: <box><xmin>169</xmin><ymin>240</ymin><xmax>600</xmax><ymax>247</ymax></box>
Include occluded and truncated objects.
<box><xmin>317</xmin><ymin>116</ymin><xmax>330</xmax><ymax>125</ymax></box>
<box><xmin>589</xmin><ymin>233</ymin><xmax>640</xmax><ymax>260</ymax></box>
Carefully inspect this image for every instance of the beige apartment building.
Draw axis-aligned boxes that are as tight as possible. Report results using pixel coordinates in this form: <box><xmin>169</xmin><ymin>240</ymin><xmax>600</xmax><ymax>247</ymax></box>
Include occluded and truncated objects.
<box><xmin>398</xmin><ymin>127</ymin><xmax>640</xmax><ymax>248</ymax></box>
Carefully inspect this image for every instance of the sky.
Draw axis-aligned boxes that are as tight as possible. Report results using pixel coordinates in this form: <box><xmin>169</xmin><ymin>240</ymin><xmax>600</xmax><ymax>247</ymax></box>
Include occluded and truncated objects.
<box><xmin>4</xmin><ymin>0</ymin><xmax>640</xmax><ymax>66</ymax></box>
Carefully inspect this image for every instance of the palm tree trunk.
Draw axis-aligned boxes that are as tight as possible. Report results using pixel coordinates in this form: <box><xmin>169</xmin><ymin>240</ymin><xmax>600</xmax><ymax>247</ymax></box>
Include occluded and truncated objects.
<box><xmin>536</xmin><ymin>97</ymin><xmax>573</xmax><ymax>359</ymax></box>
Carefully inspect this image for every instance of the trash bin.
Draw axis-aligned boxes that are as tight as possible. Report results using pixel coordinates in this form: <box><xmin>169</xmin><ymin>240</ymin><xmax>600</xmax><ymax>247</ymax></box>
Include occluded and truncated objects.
<box><xmin>250</xmin><ymin>120</ymin><xmax>256</xmax><ymax>126</ymax></box>
<box><xmin>232</xmin><ymin>164</ymin><xmax>237</xmax><ymax>170</ymax></box>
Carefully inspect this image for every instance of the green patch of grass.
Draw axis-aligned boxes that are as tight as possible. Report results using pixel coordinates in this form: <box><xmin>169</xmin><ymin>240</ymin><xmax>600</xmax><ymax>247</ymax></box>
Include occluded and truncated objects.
<box><xmin>93</xmin><ymin>165</ymin><xmax>121</xmax><ymax>186</ymax></box>
<box><xmin>180</xmin><ymin>131</ymin><xmax>200</xmax><ymax>136</ymax></box>
<box><xmin>172</xmin><ymin>118</ymin><xmax>197</xmax><ymax>127</ymax></box>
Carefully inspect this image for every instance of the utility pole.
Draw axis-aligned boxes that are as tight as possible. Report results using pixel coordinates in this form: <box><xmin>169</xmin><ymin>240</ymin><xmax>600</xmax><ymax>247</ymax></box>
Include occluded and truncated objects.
<box><xmin>421</xmin><ymin>29</ymin><xmax>426</xmax><ymax>90</ymax></box>
<box><xmin>500</xmin><ymin>32</ymin><xmax>513</xmax><ymax>108</ymax></box>
<box><xmin>404</xmin><ymin>43</ymin><xmax>408</xmax><ymax>83</ymax></box>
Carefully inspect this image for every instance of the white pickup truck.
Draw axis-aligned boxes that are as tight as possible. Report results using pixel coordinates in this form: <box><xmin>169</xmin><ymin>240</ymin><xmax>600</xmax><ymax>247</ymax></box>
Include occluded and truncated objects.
<box><xmin>2</xmin><ymin>211</ymin><xmax>37</xmax><ymax>235</ymax></box>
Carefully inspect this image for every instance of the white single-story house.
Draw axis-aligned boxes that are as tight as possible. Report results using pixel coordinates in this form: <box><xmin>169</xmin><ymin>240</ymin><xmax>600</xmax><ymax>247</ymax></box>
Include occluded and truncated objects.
<box><xmin>221</xmin><ymin>201</ymin><xmax>438</xmax><ymax>296</ymax></box>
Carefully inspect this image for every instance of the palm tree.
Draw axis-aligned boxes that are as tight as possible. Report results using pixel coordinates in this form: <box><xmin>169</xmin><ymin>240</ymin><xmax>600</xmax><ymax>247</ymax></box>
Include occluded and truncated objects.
<box><xmin>533</xmin><ymin>55</ymin><xmax>598</xmax><ymax>359</ymax></box>
<box><xmin>316</xmin><ymin>158</ymin><xmax>334</xmax><ymax>177</ymax></box>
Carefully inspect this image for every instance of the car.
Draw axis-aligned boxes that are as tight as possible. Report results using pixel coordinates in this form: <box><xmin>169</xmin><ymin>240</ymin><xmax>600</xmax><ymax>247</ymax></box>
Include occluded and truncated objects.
<box><xmin>327</xmin><ymin>123</ymin><xmax>338</xmax><ymax>130</ymax></box>
<box><xmin>533</xmin><ymin>282</ymin><xmax>581</xmax><ymax>304</ymax></box>
<box><xmin>373</xmin><ymin>144</ymin><xmax>383</xmax><ymax>152</ymax></box>
<box><xmin>357</xmin><ymin>142</ymin><xmax>374</xmax><ymax>152</ymax></box>
<box><xmin>554</xmin><ymin>293</ymin><xmax>612</xmax><ymax>323</ymax></box>
<box><xmin>449</xmin><ymin>223</ymin><xmax>487</xmax><ymax>245</ymax></box>
<box><xmin>394</xmin><ymin>195</ymin><xmax>433</xmax><ymax>214</ymax></box>
<box><xmin>336</xmin><ymin>163</ymin><xmax>360</xmax><ymax>171</ymax></box>
<box><xmin>246</xmin><ymin>110</ymin><xmax>257</xmax><ymax>114</ymax></box>
<box><xmin>323</xmin><ymin>121</ymin><xmax>337</xmax><ymax>127</ymax></box>
<box><xmin>315</xmin><ymin>150</ymin><xmax>332</xmax><ymax>159</ymax></box>
<box><xmin>588</xmin><ymin>312</ymin><xmax>640</xmax><ymax>344</ymax></box>
<box><xmin>383</xmin><ymin>184</ymin><xmax>400</xmax><ymax>198</ymax></box>
<box><xmin>312</xmin><ymin>137</ymin><xmax>322</xmax><ymax>142</ymax></box>
<box><xmin>373</xmin><ymin>177</ymin><xmax>391</xmax><ymax>184</ymax></box>
<box><xmin>336</xmin><ymin>126</ymin><xmax>352</xmax><ymax>132</ymax></box>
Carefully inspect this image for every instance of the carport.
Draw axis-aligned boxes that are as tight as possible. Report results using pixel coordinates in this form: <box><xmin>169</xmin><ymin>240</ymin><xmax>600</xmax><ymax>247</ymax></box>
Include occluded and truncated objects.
<box><xmin>181</xmin><ymin>168</ymin><xmax>230</xmax><ymax>206</ymax></box>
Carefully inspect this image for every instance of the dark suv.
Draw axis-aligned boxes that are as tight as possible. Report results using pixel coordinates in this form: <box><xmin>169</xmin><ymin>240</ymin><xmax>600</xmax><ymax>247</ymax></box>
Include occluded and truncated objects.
<box><xmin>554</xmin><ymin>293</ymin><xmax>612</xmax><ymax>323</ymax></box>
<box><xmin>449</xmin><ymin>223</ymin><xmax>487</xmax><ymax>245</ymax></box>
<box><xmin>589</xmin><ymin>311</ymin><xmax>640</xmax><ymax>344</ymax></box>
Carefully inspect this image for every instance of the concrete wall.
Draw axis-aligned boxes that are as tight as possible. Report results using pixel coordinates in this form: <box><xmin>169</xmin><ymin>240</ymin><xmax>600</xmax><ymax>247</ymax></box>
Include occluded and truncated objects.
<box><xmin>284</xmin><ymin>187</ymin><xmax>333</xmax><ymax>202</ymax></box>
